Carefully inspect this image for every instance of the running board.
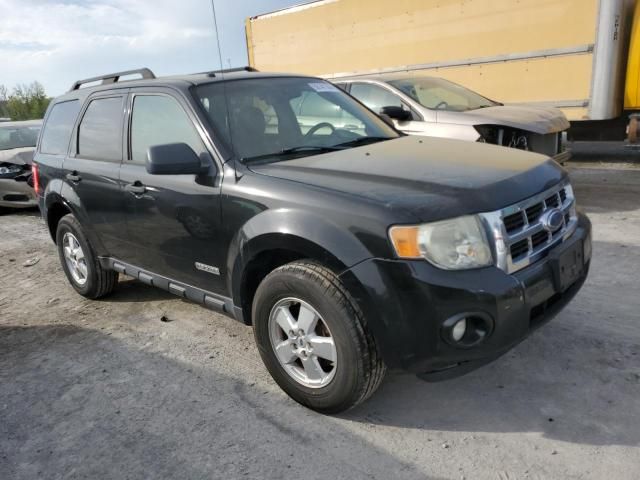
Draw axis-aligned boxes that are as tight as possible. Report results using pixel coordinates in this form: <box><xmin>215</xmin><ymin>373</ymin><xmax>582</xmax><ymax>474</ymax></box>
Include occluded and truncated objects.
<box><xmin>98</xmin><ymin>257</ymin><xmax>243</xmax><ymax>322</ymax></box>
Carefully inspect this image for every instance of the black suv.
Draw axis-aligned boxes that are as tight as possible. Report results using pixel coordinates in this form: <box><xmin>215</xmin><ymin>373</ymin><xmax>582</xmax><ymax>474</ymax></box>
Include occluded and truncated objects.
<box><xmin>34</xmin><ymin>68</ymin><xmax>591</xmax><ymax>413</ymax></box>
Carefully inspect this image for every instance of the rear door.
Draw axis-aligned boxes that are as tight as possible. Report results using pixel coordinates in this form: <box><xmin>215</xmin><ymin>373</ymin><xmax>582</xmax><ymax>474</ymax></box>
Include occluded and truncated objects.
<box><xmin>62</xmin><ymin>92</ymin><xmax>128</xmax><ymax>254</ymax></box>
<box><xmin>36</xmin><ymin>99</ymin><xmax>81</xmax><ymax>204</ymax></box>
<box><xmin>118</xmin><ymin>88</ymin><xmax>225</xmax><ymax>292</ymax></box>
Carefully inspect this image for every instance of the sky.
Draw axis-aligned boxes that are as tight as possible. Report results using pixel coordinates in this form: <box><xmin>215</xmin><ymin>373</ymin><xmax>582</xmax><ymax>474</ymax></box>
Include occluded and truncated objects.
<box><xmin>0</xmin><ymin>0</ymin><xmax>300</xmax><ymax>96</ymax></box>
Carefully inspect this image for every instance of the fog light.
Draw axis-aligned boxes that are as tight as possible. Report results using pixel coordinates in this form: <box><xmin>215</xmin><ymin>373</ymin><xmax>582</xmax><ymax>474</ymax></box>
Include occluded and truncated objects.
<box><xmin>442</xmin><ymin>312</ymin><xmax>493</xmax><ymax>348</ymax></box>
<box><xmin>451</xmin><ymin>318</ymin><xmax>467</xmax><ymax>342</ymax></box>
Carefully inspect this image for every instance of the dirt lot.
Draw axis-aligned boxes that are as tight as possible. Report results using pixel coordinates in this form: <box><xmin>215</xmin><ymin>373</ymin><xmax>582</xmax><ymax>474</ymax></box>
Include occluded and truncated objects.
<box><xmin>1</xmin><ymin>154</ymin><xmax>639</xmax><ymax>479</ymax></box>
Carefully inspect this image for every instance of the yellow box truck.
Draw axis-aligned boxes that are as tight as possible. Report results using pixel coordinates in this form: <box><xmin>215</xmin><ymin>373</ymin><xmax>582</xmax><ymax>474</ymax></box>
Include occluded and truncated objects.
<box><xmin>246</xmin><ymin>0</ymin><xmax>640</xmax><ymax>141</ymax></box>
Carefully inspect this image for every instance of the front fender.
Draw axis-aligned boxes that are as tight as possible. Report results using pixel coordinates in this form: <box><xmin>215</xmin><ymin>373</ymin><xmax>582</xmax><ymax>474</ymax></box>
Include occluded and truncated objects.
<box><xmin>227</xmin><ymin>208</ymin><xmax>375</xmax><ymax>306</ymax></box>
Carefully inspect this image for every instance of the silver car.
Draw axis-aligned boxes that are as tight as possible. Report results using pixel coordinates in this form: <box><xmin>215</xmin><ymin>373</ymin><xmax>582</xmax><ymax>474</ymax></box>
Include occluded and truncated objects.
<box><xmin>0</xmin><ymin>120</ymin><xmax>42</xmax><ymax>209</ymax></box>
<box><xmin>334</xmin><ymin>75</ymin><xmax>570</xmax><ymax>163</ymax></box>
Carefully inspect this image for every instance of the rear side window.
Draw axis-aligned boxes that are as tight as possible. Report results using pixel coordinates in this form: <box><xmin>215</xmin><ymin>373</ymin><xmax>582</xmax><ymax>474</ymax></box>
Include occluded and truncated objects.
<box><xmin>40</xmin><ymin>100</ymin><xmax>80</xmax><ymax>155</ymax></box>
<box><xmin>78</xmin><ymin>97</ymin><xmax>124</xmax><ymax>161</ymax></box>
<box><xmin>130</xmin><ymin>95</ymin><xmax>205</xmax><ymax>163</ymax></box>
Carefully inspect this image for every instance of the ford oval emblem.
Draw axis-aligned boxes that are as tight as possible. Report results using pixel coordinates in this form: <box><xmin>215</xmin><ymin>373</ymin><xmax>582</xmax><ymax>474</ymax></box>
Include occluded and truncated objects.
<box><xmin>541</xmin><ymin>208</ymin><xmax>564</xmax><ymax>232</ymax></box>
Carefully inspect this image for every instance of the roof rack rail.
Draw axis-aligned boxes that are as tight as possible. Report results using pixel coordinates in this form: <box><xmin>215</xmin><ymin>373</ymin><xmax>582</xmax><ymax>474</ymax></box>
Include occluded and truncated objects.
<box><xmin>69</xmin><ymin>68</ymin><xmax>156</xmax><ymax>92</ymax></box>
<box><xmin>204</xmin><ymin>66</ymin><xmax>259</xmax><ymax>77</ymax></box>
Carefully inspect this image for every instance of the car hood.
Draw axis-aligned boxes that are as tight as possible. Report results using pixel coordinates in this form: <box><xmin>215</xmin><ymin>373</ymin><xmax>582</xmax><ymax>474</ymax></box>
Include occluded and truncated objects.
<box><xmin>248</xmin><ymin>136</ymin><xmax>567</xmax><ymax>222</ymax></box>
<box><xmin>0</xmin><ymin>147</ymin><xmax>35</xmax><ymax>166</ymax></box>
<box><xmin>436</xmin><ymin>104</ymin><xmax>570</xmax><ymax>135</ymax></box>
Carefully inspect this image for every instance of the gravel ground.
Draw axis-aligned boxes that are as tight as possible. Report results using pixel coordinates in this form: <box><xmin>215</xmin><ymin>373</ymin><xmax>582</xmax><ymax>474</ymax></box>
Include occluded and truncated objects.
<box><xmin>1</xmin><ymin>155</ymin><xmax>639</xmax><ymax>479</ymax></box>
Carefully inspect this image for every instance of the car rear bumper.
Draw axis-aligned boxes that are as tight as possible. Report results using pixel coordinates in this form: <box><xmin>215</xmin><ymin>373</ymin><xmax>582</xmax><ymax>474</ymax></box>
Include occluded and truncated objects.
<box><xmin>340</xmin><ymin>212</ymin><xmax>591</xmax><ymax>378</ymax></box>
<box><xmin>0</xmin><ymin>178</ymin><xmax>37</xmax><ymax>208</ymax></box>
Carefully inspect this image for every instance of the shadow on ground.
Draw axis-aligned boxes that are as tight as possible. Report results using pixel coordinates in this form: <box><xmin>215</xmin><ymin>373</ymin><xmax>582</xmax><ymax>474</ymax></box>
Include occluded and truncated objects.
<box><xmin>0</xmin><ymin>324</ymin><xmax>439</xmax><ymax>480</ymax></box>
<box><xmin>0</xmin><ymin>206</ymin><xmax>39</xmax><ymax>217</ymax></box>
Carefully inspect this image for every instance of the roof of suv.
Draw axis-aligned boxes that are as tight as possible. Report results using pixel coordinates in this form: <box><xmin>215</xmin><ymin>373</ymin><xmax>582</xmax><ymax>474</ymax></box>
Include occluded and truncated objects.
<box><xmin>54</xmin><ymin>68</ymin><xmax>317</xmax><ymax>103</ymax></box>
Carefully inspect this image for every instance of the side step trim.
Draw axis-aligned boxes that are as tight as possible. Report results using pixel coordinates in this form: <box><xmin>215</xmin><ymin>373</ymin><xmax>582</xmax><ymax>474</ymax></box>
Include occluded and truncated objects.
<box><xmin>99</xmin><ymin>257</ymin><xmax>243</xmax><ymax>322</ymax></box>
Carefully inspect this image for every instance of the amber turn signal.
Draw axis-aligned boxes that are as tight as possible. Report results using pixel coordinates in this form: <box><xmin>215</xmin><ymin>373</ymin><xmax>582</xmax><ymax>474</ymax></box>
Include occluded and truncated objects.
<box><xmin>388</xmin><ymin>225</ymin><xmax>422</xmax><ymax>258</ymax></box>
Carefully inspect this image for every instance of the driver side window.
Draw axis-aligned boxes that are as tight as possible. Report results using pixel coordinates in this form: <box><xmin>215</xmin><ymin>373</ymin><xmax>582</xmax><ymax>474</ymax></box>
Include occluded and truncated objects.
<box><xmin>130</xmin><ymin>95</ymin><xmax>205</xmax><ymax>164</ymax></box>
<box><xmin>350</xmin><ymin>83</ymin><xmax>403</xmax><ymax>112</ymax></box>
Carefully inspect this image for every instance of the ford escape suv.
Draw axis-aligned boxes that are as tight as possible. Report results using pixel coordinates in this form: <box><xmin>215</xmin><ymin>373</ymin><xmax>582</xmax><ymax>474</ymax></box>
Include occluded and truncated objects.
<box><xmin>34</xmin><ymin>68</ymin><xmax>591</xmax><ymax>413</ymax></box>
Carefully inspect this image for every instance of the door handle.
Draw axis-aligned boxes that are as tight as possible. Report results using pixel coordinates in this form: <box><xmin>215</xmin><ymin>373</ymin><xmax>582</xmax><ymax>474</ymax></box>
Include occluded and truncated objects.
<box><xmin>124</xmin><ymin>182</ymin><xmax>147</xmax><ymax>195</ymax></box>
<box><xmin>66</xmin><ymin>172</ymin><xmax>81</xmax><ymax>183</ymax></box>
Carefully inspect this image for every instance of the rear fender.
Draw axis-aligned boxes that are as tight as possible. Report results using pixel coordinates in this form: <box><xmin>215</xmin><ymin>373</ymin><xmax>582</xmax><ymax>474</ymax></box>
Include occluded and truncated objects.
<box><xmin>45</xmin><ymin>182</ymin><xmax>109</xmax><ymax>255</ymax></box>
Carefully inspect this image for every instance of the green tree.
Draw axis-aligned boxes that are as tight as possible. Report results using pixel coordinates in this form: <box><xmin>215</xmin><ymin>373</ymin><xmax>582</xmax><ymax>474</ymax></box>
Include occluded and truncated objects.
<box><xmin>0</xmin><ymin>85</ymin><xmax>8</xmax><ymax>118</ymax></box>
<box><xmin>2</xmin><ymin>82</ymin><xmax>51</xmax><ymax>120</ymax></box>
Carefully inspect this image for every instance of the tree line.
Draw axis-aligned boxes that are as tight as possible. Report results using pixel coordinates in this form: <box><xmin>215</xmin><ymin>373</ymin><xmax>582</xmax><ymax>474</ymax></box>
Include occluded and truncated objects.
<box><xmin>0</xmin><ymin>82</ymin><xmax>50</xmax><ymax>121</ymax></box>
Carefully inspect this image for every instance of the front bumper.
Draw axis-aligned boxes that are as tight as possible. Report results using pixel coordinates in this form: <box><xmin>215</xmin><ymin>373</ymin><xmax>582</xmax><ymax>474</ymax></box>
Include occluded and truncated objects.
<box><xmin>341</xmin><ymin>212</ymin><xmax>591</xmax><ymax>379</ymax></box>
<box><xmin>0</xmin><ymin>177</ymin><xmax>37</xmax><ymax>208</ymax></box>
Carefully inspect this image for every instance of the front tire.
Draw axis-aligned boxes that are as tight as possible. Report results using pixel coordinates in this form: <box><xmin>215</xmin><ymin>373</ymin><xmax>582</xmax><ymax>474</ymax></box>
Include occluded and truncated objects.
<box><xmin>56</xmin><ymin>214</ymin><xmax>118</xmax><ymax>299</ymax></box>
<box><xmin>253</xmin><ymin>261</ymin><xmax>386</xmax><ymax>413</ymax></box>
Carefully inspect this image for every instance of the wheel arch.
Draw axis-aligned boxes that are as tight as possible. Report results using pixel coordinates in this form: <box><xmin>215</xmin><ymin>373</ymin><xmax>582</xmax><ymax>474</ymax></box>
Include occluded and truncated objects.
<box><xmin>44</xmin><ymin>194</ymin><xmax>73</xmax><ymax>244</ymax></box>
<box><xmin>231</xmin><ymin>233</ymin><xmax>352</xmax><ymax>325</ymax></box>
<box><xmin>227</xmin><ymin>209</ymin><xmax>375</xmax><ymax>325</ymax></box>
<box><xmin>44</xmin><ymin>192</ymin><xmax>108</xmax><ymax>256</ymax></box>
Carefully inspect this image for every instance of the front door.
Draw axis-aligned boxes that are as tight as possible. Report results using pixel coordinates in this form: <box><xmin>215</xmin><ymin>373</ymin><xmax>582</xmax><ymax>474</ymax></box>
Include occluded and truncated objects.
<box><xmin>118</xmin><ymin>89</ymin><xmax>225</xmax><ymax>293</ymax></box>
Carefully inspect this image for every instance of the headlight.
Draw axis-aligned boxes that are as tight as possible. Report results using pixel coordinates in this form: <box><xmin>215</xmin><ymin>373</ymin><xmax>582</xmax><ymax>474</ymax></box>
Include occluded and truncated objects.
<box><xmin>0</xmin><ymin>163</ymin><xmax>24</xmax><ymax>178</ymax></box>
<box><xmin>389</xmin><ymin>215</ymin><xmax>493</xmax><ymax>270</ymax></box>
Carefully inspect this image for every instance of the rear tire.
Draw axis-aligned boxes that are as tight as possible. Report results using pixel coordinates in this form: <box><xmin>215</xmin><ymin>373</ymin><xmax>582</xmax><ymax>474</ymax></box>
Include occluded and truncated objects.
<box><xmin>253</xmin><ymin>261</ymin><xmax>386</xmax><ymax>413</ymax></box>
<box><xmin>56</xmin><ymin>214</ymin><xmax>118</xmax><ymax>299</ymax></box>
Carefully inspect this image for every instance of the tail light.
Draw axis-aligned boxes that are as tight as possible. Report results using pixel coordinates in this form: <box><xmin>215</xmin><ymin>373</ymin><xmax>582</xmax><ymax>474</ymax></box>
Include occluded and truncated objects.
<box><xmin>32</xmin><ymin>163</ymin><xmax>40</xmax><ymax>196</ymax></box>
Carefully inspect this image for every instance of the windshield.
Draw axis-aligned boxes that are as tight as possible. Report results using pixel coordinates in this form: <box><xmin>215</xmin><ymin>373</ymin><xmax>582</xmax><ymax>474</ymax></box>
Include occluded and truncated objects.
<box><xmin>194</xmin><ymin>77</ymin><xmax>399</xmax><ymax>162</ymax></box>
<box><xmin>0</xmin><ymin>125</ymin><xmax>41</xmax><ymax>151</ymax></box>
<box><xmin>389</xmin><ymin>77</ymin><xmax>498</xmax><ymax>112</ymax></box>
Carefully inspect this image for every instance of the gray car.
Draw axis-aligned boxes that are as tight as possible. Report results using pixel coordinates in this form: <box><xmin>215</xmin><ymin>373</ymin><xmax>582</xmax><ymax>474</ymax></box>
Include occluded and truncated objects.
<box><xmin>334</xmin><ymin>75</ymin><xmax>570</xmax><ymax>163</ymax></box>
<box><xmin>0</xmin><ymin>120</ymin><xmax>42</xmax><ymax>209</ymax></box>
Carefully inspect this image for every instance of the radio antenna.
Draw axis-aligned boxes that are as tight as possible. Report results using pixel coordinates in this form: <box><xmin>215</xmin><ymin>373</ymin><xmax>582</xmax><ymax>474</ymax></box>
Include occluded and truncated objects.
<box><xmin>209</xmin><ymin>0</ymin><xmax>236</xmax><ymax>167</ymax></box>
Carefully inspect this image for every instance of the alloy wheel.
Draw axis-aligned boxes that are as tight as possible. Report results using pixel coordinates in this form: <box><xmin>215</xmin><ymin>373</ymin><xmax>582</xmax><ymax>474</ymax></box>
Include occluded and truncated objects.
<box><xmin>62</xmin><ymin>232</ymin><xmax>88</xmax><ymax>286</ymax></box>
<box><xmin>268</xmin><ymin>297</ymin><xmax>338</xmax><ymax>388</ymax></box>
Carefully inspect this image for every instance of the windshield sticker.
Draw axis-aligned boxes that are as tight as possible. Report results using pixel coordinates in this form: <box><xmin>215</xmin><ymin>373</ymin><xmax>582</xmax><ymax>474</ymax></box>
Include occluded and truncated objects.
<box><xmin>308</xmin><ymin>82</ymin><xmax>339</xmax><ymax>93</ymax></box>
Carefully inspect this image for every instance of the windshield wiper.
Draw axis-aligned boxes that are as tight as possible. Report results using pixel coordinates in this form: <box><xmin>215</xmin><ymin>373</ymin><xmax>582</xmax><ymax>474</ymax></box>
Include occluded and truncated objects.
<box><xmin>332</xmin><ymin>136</ymin><xmax>391</xmax><ymax>148</ymax></box>
<box><xmin>475</xmin><ymin>103</ymin><xmax>501</xmax><ymax>109</ymax></box>
<box><xmin>242</xmin><ymin>137</ymin><xmax>392</xmax><ymax>164</ymax></box>
<box><xmin>242</xmin><ymin>145</ymin><xmax>344</xmax><ymax>164</ymax></box>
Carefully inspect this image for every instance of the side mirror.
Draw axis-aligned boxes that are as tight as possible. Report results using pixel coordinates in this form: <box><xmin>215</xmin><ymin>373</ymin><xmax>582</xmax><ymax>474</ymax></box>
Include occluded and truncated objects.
<box><xmin>146</xmin><ymin>143</ymin><xmax>207</xmax><ymax>175</ymax></box>
<box><xmin>379</xmin><ymin>106</ymin><xmax>412</xmax><ymax>122</ymax></box>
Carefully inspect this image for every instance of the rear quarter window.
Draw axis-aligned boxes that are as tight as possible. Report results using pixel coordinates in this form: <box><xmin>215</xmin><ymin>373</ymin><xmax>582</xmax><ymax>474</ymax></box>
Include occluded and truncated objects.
<box><xmin>40</xmin><ymin>100</ymin><xmax>81</xmax><ymax>155</ymax></box>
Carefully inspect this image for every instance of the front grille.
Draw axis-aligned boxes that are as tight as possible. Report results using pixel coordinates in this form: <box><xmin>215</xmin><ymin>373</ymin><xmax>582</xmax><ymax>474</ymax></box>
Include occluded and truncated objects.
<box><xmin>559</xmin><ymin>189</ymin><xmax>567</xmax><ymax>203</ymax></box>
<box><xmin>503</xmin><ymin>212</ymin><xmax>525</xmax><ymax>233</ymax></box>
<box><xmin>480</xmin><ymin>182</ymin><xmax>578</xmax><ymax>273</ymax></box>
<box><xmin>525</xmin><ymin>203</ymin><xmax>544</xmax><ymax>224</ymax></box>
<box><xmin>531</xmin><ymin>230</ymin><xmax>549</xmax><ymax>249</ymax></box>
<box><xmin>510</xmin><ymin>239</ymin><xmax>529</xmax><ymax>260</ymax></box>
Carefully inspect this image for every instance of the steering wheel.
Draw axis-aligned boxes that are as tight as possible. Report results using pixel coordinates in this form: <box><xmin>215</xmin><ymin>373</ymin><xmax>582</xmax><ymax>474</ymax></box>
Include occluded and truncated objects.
<box><xmin>305</xmin><ymin>122</ymin><xmax>336</xmax><ymax>138</ymax></box>
<box><xmin>434</xmin><ymin>101</ymin><xmax>449</xmax><ymax>110</ymax></box>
